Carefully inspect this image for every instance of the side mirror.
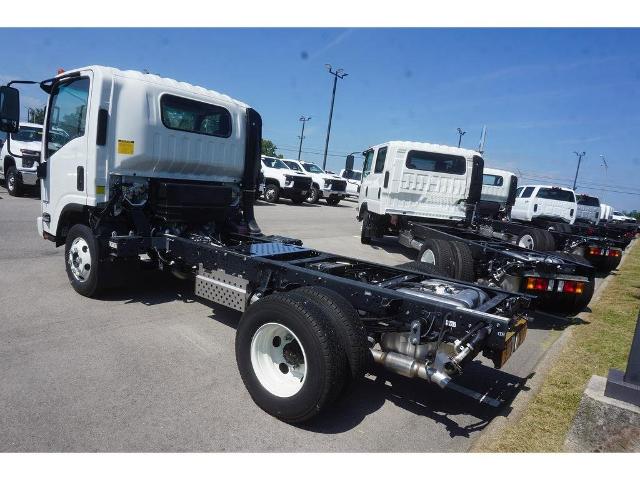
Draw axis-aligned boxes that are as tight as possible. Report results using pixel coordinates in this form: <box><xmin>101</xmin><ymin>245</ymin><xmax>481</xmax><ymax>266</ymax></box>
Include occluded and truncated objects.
<box><xmin>0</xmin><ymin>86</ymin><xmax>20</xmax><ymax>133</ymax></box>
<box><xmin>345</xmin><ymin>154</ymin><xmax>354</xmax><ymax>171</ymax></box>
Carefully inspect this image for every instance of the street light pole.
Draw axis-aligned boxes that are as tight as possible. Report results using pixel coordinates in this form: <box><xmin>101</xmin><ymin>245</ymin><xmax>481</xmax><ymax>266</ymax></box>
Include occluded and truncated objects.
<box><xmin>322</xmin><ymin>64</ymin><xmax>348</xmax><ymax>170</ymax></box>
<box><xmin>297</xmin><ymin>116</ymin><xmax>311</xmax><ymax>161</ymax></box>
<box><xmin>572</xmin><ymin>151</ymin><xmax>586</xmax><ymax>190</ymax></box>
<box><xmin>457</xmin><ymin>127</ymin><xmax>466</xmax><ymax>148</ymax></box>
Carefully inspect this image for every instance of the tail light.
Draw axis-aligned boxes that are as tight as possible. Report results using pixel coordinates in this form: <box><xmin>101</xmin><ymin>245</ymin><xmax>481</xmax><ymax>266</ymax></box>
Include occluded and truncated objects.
<box><xmin>526</xmin><ymin>277</ymin><xmax>549</xmax><ymax>291</ymax></box>
<box><xmin>588</xmin><ymin>247</ymin><xmax>602</xmax><ymax>256</ymax></box>
<box><xmin>609</xmin><ymin>249</ymin><xmax>621</xmax><ymax>257</ymax></box>
<box><xmin>526</xmin><ymin>277</ymin><xmax>584</xmax><ymax>294</ymax></box>
<box><xmin>560</xmin><ymin>281</ymin><xmax>584</xmax><ymax>294</ymax></box>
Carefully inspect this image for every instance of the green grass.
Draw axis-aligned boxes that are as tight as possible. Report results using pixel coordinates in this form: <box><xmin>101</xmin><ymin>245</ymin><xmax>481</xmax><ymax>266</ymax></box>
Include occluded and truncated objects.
<box><xmin>478</xmin><ymin>241</ymin><xmax>640</xmax><ymax>452</ymax></box>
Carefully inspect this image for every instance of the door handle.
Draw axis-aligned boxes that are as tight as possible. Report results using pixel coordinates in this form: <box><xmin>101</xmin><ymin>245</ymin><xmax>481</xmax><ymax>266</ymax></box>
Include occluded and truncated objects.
<box><xmin>77</xmin><ymin>166</ymin><xmax>84</xmax><ymax>191</ymax></box>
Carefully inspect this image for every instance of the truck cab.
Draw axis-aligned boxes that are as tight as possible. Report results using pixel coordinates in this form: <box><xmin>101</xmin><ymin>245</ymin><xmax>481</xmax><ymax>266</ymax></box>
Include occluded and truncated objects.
<box><xmin>575</xmin><ymin>194</ymin><xmax>601</xmax><ymax>225</ymax></box>
<box><xmin>259</xmin><ymin>155</ymin><xmax>312</xmax><ymax>204</ymax></box>
<box><xmin>477</xmin><ymin>167</ymin><xmax>518</xmax><ymax>220</ymax></box>
<box><xmin>357</xmin><ymin>141</ymin><xmax>483</xmax><ymax>225</ymax></box>
<box><xmin>511</xmin><ymin>185</ymin><xmax>577</xmax><ymax>225</ymax></box>
<box><xmin>281</xmin><ymin>159</ymin><xmax>347</xmax><ymax>206</ymax></box>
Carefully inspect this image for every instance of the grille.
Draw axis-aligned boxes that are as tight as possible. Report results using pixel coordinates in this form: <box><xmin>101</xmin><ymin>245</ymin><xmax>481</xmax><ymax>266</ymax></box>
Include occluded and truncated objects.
<box><xmin>293</xmin><ymin>177</ymin><xmax>312</xmax><ymax>189</ymax></box>
<box><xmin>330</xmin><ymin>179</ymin><xmax>347</xmax><ymax>191</ymax></box>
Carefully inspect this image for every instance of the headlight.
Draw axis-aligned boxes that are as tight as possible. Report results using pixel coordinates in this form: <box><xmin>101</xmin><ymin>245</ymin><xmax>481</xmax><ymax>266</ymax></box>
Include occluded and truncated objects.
<box><xmin>324</xmin><ymin>179</ymin><xmax>331</xmax><ymax>188</ymax></box>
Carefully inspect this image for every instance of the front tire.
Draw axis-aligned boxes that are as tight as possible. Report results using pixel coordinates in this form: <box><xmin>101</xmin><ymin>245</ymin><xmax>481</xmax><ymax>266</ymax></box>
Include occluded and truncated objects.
<box><xmin>263</xmin><ymin>183</ymin><xmax>280</xmax><ymax>203</ymax></box>
<box><xmin>235</xmin><ymin>292</ymin><xmax>346</xmax><ymax>424</ymax></box>
<box><xmin>360</xmin><ymin>210</ymin><xmax>372</xmax><ymax>244</ymax></box>
<box><xmin>64</xmin><ymin>224</ymin><xmax>108</xmax><ymax>297</ymax></box>
<box><xmin>306</xmin><ymin>186</ymin><xmax>320</xmax><ymax>204</ymax></box>
<box><xmin>5</xmin><ymin>166</ymin><xmax>22</xmax><ymax>197</ymax></box>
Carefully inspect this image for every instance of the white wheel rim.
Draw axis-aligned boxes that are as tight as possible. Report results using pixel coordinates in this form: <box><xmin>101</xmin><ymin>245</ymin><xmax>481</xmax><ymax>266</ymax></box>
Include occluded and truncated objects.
<box><xmin>265</xmin><ymin>188</ymin><xmax>276</xmax><ymax>201</ymax></box>
<box><xmin>8</xmin><ymin>175</ymin><xmax>15</xmax><ymax>190</ymax></box>
<box><xmin>250</xmin><ymin>322</ymin><xmax>307</xmax><ymax>398</ymax></box>
<box><xmin>518</xmin><ymin>234</ymin><xmax>535</xmax><ymax>249</ymax></box>
<box><xmin>421</xmin><ymin>248</ymin><xmax>436</xmax><ymax>264</ymax></box>
<box><xmin>68</xmin><ymin>237</ymin><xmax>92</xmax><ymax>282</ymax></box>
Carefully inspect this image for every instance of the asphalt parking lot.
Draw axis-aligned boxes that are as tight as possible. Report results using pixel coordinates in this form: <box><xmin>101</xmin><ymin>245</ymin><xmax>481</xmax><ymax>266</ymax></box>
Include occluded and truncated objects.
<box><xmin>0</xmin><ymin>188</ymin><xmax>604</xmax><ymax>452</ymax></box>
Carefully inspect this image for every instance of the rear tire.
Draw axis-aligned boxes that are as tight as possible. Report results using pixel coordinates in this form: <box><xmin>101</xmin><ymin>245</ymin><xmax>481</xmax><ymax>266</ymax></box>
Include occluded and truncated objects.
<box><xmin>291</xmin><ymin>286</ymin><xmax>369</xmax><ymax>388</ymax></box>
<box><xmin>450</xmin><ymin>241</ymin><xmax>476</xmax><ymax>282</ymax></box>
<box><xmin>235</xmin><ymin>292</ymin><xmax>346</xmax><ymax>424</ymax></box>
<box><xmin>417</xmin><ymin>238</ymin><xmax>456</xmax><ymax>278</ymax></box>
<box><xmin>5</xmin><ymin>166</ymin><xmax>22</xmax><ymax>197</ymax></box>
<box><xmin>360</xmin><ymin>210</ymin><xmax>372</xmax><ymax>244</ymax></box>
<box><xmin>516</xmin><ymin>228</ymin><xmax>550</xmax><ymax>251</ymax></box>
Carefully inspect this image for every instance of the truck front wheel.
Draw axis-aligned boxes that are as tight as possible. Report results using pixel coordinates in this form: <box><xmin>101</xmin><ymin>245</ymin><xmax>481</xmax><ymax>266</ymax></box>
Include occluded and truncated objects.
<box><xmin>5</xmin><ymin>166</ymin><xmax>22</xmax><ymax>197</ymax></box>
<box><xmin>235</xmin><ymin>292</ymin><xmax>346</xmax><ymax>423</ymax></box>
<box><xmin>64</xmin><ymin>224</ymin><xmax>108</xmax><ymax>298</ymax></box>
<box><xmin>306</xmin><ymin>186</ymin><xmax>320</xmax><ymax>204</ymax></box>
<box><xmin>263</xmin><ymin>183</ymin><xmax>280</xmax><ymax>203</ymax></box>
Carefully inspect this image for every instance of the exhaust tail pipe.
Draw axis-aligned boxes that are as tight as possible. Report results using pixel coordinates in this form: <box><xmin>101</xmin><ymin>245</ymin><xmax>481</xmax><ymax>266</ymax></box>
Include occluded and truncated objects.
<box><xmin>370</xmin><ymin>348</ymin><xmax>500</xmax><ymax>407</ymax></box>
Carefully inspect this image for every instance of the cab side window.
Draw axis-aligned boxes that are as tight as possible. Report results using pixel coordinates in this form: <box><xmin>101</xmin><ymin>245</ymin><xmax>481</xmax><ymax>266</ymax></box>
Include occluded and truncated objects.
<box><xmin>374</xmin><ymin>147</ymin><xmax>387</xmax><ymax>174</ymax></box>
<box><xmin>521</xmin><ymin>187</ymin><xmax>535</xmax><ymax>198</ymax></box>
<box><xmin>362</xmin><ymin>149</ymin><xmax>375</xmax><ymax>179</ymax></box>
<box><xmin>515</xmin><ymin>187</ymin><xmax>524</xmax><ymax>197</ymax></box>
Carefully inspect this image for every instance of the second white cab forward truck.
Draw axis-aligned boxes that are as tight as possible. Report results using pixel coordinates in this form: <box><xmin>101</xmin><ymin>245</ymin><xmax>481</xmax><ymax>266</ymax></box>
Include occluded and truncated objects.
<box><xmin>0</xmin><ymin>66</ymin><xmax>532</xmax><ymax>423</ymax></box>
<box><xmin>357</xmin><ymin>141</ymin><xmax>596</xmax><ymax>315</ymax></box>
<box><xmin>478</xmin><ymin>167</ymin><xmax>518</xmax><ymax>220</ymax></box>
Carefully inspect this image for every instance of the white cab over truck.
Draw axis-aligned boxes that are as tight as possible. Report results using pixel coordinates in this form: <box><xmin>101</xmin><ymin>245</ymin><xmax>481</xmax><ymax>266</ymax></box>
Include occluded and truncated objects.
<box><xmin>0</xmin><ymin>122</ymin><xmax>44</xmax><ymax>196</ymax></box>
<box><xmin>282</xmin><ymin>159</ymin><xmax>347</xmax><ymax>205</ymax></box>
<box><xmin>575</xmin><ymin>194</ymin><xmax>601</xmax><ymax>225</ymax></box>
<box><xmin>478</xmin><ymin>167</ymin><xmax>518</xmax><ymax>220</ymax></box>
<box><xmin>260</xmin><ymin>155</ymin><xmax>312</xmax><ymax>204</ymax></box>
<box><xmin>0</xmin><ymin>66</ymin><xmax>533</xmax><ymax>422</ymax></box>
<box><xmin>511</xmin><ymin>185</ymin><xmax>577</xmax><ymax>225</ymax></box>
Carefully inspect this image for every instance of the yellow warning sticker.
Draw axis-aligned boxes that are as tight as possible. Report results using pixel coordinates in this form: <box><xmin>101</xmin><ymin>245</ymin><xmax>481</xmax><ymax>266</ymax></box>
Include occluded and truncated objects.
<box><xmin>117</xmin><ymin>139</ymin><xmax>134</xmax><ymax>155</ymax></box>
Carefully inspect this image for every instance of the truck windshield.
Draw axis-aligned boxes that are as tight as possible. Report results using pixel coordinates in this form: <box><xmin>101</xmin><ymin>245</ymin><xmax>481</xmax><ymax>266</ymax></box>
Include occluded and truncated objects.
<box><xmin>46</xmin><ymin>77</ymin><xmax>90</xmax><ymax>158</ymax></box>
<box><xmin>406</xmin><ymin>151</ymin><xmax>466</xmax><ymax>175</ymax></box>
<box><xmin>302</xmin><ymin>163</ymin><xmax>324</xmax><ymax>174</ymax></box>
<box><xmin>283</xmin><ymin>161</ymin><xmax>302</xmax><ymax>171</ymax></box>
<box><xmin>536</xmin><ymin>188</ymin><xmax>575</xmax><ymax>202</ymax></box>
<box><xmin>11</xmin><ymin>126</ymin><xmax>43</xmax><ymax>142</ymax></box>
<box><xmin>342</xmin><ymin>170</ymin><xmax>362</xmax><ymax>181</ymax></box>
<box><xmin>262</xmin><ymin>157</ymin><xmax>288</xmax><ymax>169</ymax></box>
<box><xmin>577</xmin><ymin>195</ymin><xmax>600</xmax><ymax>207</ymax></box>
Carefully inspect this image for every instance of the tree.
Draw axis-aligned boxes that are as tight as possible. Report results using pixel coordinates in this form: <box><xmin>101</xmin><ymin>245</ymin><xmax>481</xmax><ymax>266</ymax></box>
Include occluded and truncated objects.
<box><xmin>29</xmin><ymin>107</ymin><xmax>46</xmax><ymax>124</ymax></box>
<box><xmin>261</xmin><ymin>139</ymin><xmax>283</xmax><ymax>158</ymax></box>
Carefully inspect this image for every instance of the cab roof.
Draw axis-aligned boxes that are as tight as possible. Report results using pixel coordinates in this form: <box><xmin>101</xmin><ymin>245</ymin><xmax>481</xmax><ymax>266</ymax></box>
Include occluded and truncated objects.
<box><xmin>483</xmin><ymin>166</ymin><xmax>515</xmax><ymax>177</ymax></box>
<box><xmin>57</xmin><ymin>65</ymin><xmax>249</xmax><ymax>109</ymax></box>
<box><xmin>367</xmin><ymin>140</ymin><xmax>481</xmax><ymax>158</ymax></box>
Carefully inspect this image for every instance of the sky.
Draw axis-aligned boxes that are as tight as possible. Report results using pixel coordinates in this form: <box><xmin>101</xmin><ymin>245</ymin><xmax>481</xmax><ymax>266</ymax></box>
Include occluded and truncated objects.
<box><xmin>2</xmin><ymin>28</ymin><xmax>639</xmax><ymax>210</ymax></box>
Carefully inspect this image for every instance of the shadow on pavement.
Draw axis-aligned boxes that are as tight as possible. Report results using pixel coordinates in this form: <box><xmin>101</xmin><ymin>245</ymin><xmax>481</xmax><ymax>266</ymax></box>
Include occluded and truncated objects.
<box><xmin>100</xmin><ymin>270</ymin><xmax>197</xmax><ymax>306</ymax></box>
<box><xmin>302</xmin><ymin>361</ymin><xmax>529</xmax><ymax>438</ymax></box>
<box><xmin>526</xmin><ymin>310</ymin><xmax>590</xmax><ymax>331</ymax></box>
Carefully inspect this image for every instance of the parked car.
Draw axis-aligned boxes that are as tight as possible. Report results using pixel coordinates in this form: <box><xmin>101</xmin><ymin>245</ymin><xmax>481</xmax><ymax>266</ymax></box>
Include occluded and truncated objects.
<box><xmin>511</xmin><ymin>185</ymin><xmax>577</xmax><ymax>224</ymax></box>
<box><xmin>0</xmin><ymin>122</ymin><xmax>43</xmax><ymax>196</ymax></box>
<box><xmin>282</xmin><ymin>159</ymin><xmax>347</xmax><ymax>206</ymax></box>
<box><xmin>260</xmin><ymin>156</ymin><xmax>312</xmax><ymax>204</ymax></box>
<box><xmin>339</xmin><ymin>168</ymin><xmax>362</xmax><ymax>198</ymax></box>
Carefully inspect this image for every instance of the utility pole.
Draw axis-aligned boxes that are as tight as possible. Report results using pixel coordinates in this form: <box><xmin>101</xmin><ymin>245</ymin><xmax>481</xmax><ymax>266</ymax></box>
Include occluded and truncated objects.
<box><xmin>572</xmin><ymin>151</ymin><xmax>586</xmax><ymax>190</ymax></box>
<box><xmin>600</xmin><ymin>154</ymin><xmax>609</xmax><ymax>173</ymax></box>
<box><xmin>322</xmin><ymin>64</ymin><xmax>348</xmax><ymax>170</ymax></box>
<box><xmin>457</xmin><ymin>127</ymin><xmax>466</xmax><ymax>148</ymax></box>
<box><xmin>297</xmin><ymin>116</ymin><xmax>311</xmax><ymax>161</ymax></box>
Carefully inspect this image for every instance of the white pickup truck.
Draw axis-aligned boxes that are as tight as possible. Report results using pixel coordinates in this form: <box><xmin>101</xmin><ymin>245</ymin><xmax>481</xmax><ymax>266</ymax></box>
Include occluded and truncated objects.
<box><xmin>0</xmin><ymin>122</ymin><xmax>44</xmax><ymax>196</ymax></box>
<box><xmin>281</xmin><ymin>159</ymin><xmax>347</xmax><ymax>205</ymax></box>
<box><xmin>260</xmin><ymin>155</ymin><xmax>312</xmax><ymax>204</ymax></box>
<box><xmin>511</xmin><ymin>185</ymin><xmax>577</xmax><ymax>225</ymax></box>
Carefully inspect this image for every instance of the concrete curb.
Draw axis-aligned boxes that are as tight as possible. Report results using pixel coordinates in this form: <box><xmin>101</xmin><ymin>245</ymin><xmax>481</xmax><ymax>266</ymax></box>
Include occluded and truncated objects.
<box><xmin>470</xmin><ymin>238</ymin><xmax>638</xmax><ymax>452</ymax></box>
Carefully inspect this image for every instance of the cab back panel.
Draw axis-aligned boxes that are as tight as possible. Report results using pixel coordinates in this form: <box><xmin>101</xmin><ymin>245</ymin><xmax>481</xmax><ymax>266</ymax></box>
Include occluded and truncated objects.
<box><xmin>109</xmin><ymin>75</ymin><xmax>246</xmax><ymax>183</ymax></box>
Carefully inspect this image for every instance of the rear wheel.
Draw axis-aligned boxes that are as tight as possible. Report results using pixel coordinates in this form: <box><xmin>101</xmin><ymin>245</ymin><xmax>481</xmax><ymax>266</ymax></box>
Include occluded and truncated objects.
<box><xmin>5</xmin><ymin>166</ymin><xmax>22</xmax><ymax>197</ymax></box>
<box><xmin>360</xmin><ymin>210</ymin><xmax>372</xmax><ymax>244</ymax></box>
<box><xmin>235</xmin><ymin>292</ymin><xmax>346</xmax><ymax>424</ymax></box>
<box><xmin>516</xmin><ymin>228</ymin><xmax>550</xmax><ymax>251</ymax></box>
<box><xmin>450</xmin><ymin>241</ymin><xmax>476</xmax><ymax>282</ymax></box>
<box><xmin>417</xmin><ymin>238</ymin><xmax>456</xmax><ymax>278</ymax></box>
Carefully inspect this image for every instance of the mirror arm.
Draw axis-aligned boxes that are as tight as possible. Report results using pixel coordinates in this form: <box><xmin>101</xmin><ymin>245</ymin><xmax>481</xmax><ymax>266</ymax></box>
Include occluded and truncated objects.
<box><xmin>5</xmin><ymin>136</ymin><xmax>23</xmax><ymax>159</ymax></box>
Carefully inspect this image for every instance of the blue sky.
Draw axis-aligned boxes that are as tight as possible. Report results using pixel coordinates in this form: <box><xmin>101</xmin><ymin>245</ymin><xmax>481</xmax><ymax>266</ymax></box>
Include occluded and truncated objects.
<box><xmin>2</xmin><ymin>28</ymin><xmax>639</xmax><ymax>210</ymax></box>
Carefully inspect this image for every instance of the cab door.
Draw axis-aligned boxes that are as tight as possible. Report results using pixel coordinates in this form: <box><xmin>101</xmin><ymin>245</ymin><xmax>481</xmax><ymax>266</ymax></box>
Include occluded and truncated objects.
<box><xmin>362</xmin><ymin>146</ymin><xmax>387</xmax><ymax>213</ymax></box>
<box><xmin>41</xmin><ymin>72</ymin><xmax>92</xmax><ymax>233</ymax></box>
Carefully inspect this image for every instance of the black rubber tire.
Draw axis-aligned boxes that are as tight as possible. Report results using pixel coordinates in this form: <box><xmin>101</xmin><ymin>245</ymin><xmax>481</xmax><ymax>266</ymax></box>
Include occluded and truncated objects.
<box><xmin>396</xmin><ymin>260</ymin><xmax>446</xmax><ymax>276</ymax></box>
<box><xmin>306</xmin><ymin>186</ymin><xmax>320</xmax><ymax>204</ymax></box>
<box><xmin>559</xmin><ymin>277</ymin><xmax>596</xmax><ymax>317</ymax></box>
<box><xmin>291</xmin><ymin>286</ymin><xmax>369</xmax><ymax>387</ymax></box>
<box><xmin>64</xmin><ymin>224</ymin><xmax>108</xmax><ymax>298</ymax></box>
<box><xmin>5</xmin><ymin>165</ymin><xmax>22</xmax><ymax>197</ymax></box>
<box><xmin>263</xmin><ymin>183</ymin><xmax>280</xmax><ymax>203</ymax></box>
<box><xmin>360</xmin><ymin>210</ymin><xmax>372</xmax><ymax>245</ymax></box>
<box><xmin>516</xmin><ymin>228</ymin><xmax>550</xmax><ymax>251</ymax></box>
<box><xmin>541</xmin><ymin>230</ymin><xmax>556</xmax><ymax>251</ymax></box>
<box><xmin>450</xmin><ymin>241</ymin><xmax>476</xmax><ymax>282</ymax></box>
<box><xmin>235</xmin><ymin>292</ymin><xmax>346</xmax><ymax>424</ymax></box>
<box><xmin>417</xmin><ymin>238</ymin><xmax>456</xmax><ymax>278</ymax></box>
<box><xmin>325</xmin><ymin>196</ymin><xmax>341</xmax><ymax>206</ymax></box>
<box><xmin>290</xmin><ymin>193</ymin><xmax>305</xmax><ymax>205</ymax></box>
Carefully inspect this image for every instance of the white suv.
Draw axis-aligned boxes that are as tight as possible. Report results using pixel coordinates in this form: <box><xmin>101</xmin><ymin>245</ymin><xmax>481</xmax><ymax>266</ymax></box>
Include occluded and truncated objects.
<box><xmin>260</xmin><ymin>156</ymin><xmax>312</xmax><ymax>204</ymax></box>
<box><xmin>0</xmin><ymin>122</ymin><xmax>44</xmax><ymax>196</ymax></box>
<box><xmin>282</xmin><ymin>159</ymin><xmax>347</xmax><ymax>206</ymax></box>
<box><xmin>511</xmin><ymin>185</ymin><xmax>577</xmax><ymax>224</ymax></box>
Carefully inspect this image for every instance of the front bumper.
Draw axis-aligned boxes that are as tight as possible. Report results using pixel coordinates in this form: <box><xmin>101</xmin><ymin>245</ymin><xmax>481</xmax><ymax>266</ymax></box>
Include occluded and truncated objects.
<box><xmin>321</xmin><ymin>188</ymin><xmax>346</xmax><ymax>198</ymax></box>
<box><xmin>17</xmin><ymin>167</ymin><xmax>39</xmax><ymax>185</ymax></box>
